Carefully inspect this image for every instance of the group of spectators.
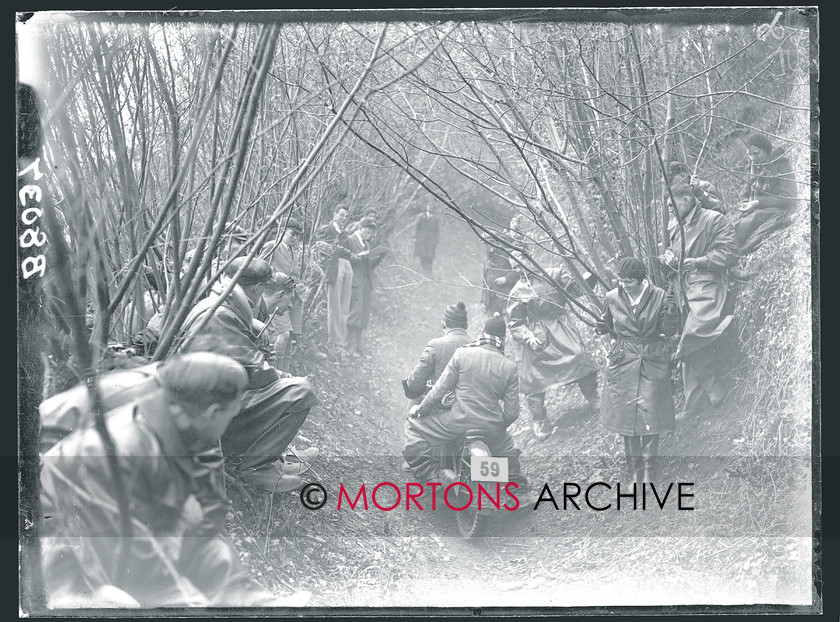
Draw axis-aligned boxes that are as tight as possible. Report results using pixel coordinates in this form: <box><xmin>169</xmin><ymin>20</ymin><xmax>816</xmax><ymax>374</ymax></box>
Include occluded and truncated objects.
<box><xmin>36</xmin><ymin>206</ymin><xmax>396</xmax><ymax>608</ymax></box>
<box><xmin>129</xmin><ymin>207</ymin><xmax>391</xmax><ymax>368</ymax></box>
<box><xmin>312</xmin><ymin>208</ymin><xmax>389</xmax><ymax>353</ymax></box>
<box><xmin>33</xmin><ymin>131</ymin><xmax>796</xmax><ymax>609</ymax></box>
<box><xmin>401</xmin><ymin>130</ymin><xmax>798</xmax><ymax>490</ymax></box>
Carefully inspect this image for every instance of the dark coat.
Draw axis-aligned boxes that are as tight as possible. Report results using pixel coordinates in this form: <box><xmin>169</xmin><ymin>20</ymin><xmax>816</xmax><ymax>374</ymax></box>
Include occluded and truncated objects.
<box><xmin>414</xmin><ymin>212</ymin><xmax>440</xmax><ymax>259</ymax></box>
<box><xmin>180</xmin><ymin>279</ymin><xmax>265</xmax><ymax>372</ymax></box>
<box><xmin>176</xmin><ymin>281</ymin><xmax>318</xmax><ymax>470</ymax></box>
<box><xmin>667</xmin><ymin>207</ymin><xmax>739</xmax><ymax>359</ymax></box>
<box><xmin>315</xmin><ymin>221</ymin><xmax>351</xmax><ymax>283</ymax></box>
<box><xmin>39</xmin><ymin>363</ymin><xmax>161</xmax><ymax>446</ymax></box>
<box><xmin>736</xmin><ymin>152</ymin><xmax>797</xmax><ymax>254</ymax></box>
<box><xmin>402</xmin><ymin>327</ymin><xmax>472</xmax><ymax>401</ymax></box>
<box><xmin>598</xmin><ymin>283</ymin><xmax>680</xmax><ymax>436</ymax></box>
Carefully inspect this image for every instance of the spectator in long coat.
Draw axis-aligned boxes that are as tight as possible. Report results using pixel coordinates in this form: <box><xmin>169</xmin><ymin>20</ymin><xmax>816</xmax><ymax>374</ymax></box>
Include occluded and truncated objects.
<box><xmin>262</xmin><ymin>217</ymin><xmax>306</xmax><ymax>371</ymax></box>
<box><xmin>507</xmin><ymin>265</ymin><xmax>600</xmax><ymax>440</ymax></box>
<box><xmin>39</xmin><ymin>352</ymin><xmax>310</xmax><ymax>608</ymax></box>
<box><xmin>346</xmin><ymin>217</ymin><xmax>386</xmax><ymax>353</ymax></box>
<box><xmin>413</xmin><ymin>206</ymin><xmax>440</xmax><ymax>275</ymax></box>
<box><xmin>401</xmin><ymin>302</ymin><xmax>472</xmax><ymax>408</ymax></box>
<box><xmin>596</xmin><ymin>257</ymin><xmax>681</xmax><ymax>485</ymax></box>
<box><xmin>404</xmin><ymin>314</ymin><xmax>523</xmax><ymax>484</ymax></box>
<box><xmin>315</xmin><ymin>207</ymin><xmax>353</xmax><ymax>347</ymax></box>
<box><xmin>178</xmin><ymin>257</ymin><xmax>319</xmax><ymax>492</ymax></box>
<box><xmin>735</xmin><ymin>132</ymin><xmax>798</xmax><ymax>256</ymax></box>
<box><xmin>660</xmin><ymin>185</ymin><xmax>739</xmax><ymax>420</ymax></box>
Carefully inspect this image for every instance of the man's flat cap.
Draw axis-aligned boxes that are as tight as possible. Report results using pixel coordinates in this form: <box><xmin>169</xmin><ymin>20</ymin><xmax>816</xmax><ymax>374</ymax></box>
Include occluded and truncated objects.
<box><xmin>225</xmin><ymin>257</ymin><xmax>272</xmax><ymax>285</ymax></box>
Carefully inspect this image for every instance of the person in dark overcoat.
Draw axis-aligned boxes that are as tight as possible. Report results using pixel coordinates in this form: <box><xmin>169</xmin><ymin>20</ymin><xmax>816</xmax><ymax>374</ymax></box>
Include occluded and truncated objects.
<box><xmin>413</xmin><ymin>206</ymin><xmax>440</xmax><ymax>275</ymax></box>
<box><xmin>735</xmin><ymin>132</ymin><xmax>798</xmax><ymax>256</ymax></box>
<box><xmin>178</xmin><ymin>257</ymin><xmax>319</xmax><ymax>492</ymax></box>
<box><xmin>596</xmin><ymin>257</ymin><xmax>681</xmax><ymax>484</ymax></box>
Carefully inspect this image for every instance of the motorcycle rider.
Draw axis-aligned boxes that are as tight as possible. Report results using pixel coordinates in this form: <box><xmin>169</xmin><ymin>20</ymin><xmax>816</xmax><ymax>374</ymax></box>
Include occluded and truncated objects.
<box><xmin>401</xmin><ymin>302</ymin><xmax>472</xmax><ymax>408</ymax></box>
<box><xmin>404</xmin><ymin>313</ymin><xmax>523</xmax><ymax>486</ymax></box>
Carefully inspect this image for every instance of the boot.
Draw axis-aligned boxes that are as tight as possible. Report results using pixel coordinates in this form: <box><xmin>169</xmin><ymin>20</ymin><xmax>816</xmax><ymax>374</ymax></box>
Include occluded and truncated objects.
<box><xmin>527</xmin><ymin>394</ymin><xmax>550</xmax><ymax>440</ymax></box>
<box><xmin>728</xmin><ymin>265</ymin><xmax>753</xmax><ymax>283</ymax></box>
<box><xmin>639</xmin><ymin>434</ymin><xmax>660</xmax><ymax>485</ymax></box>
<box><xmin>280</xmin><ymin>446</ymin><xmax>320</xmax><ymax>476</ymax></box>
<box><xmin>283</xmin><ymin>446</ymin><xmax>320</xmax><ymax>465</ymax></box>
<box><xmin>234</xmin><ymin>464</ymin><xmax>304</xmax><ymax>494</ymax></box>
<box><xmin>623</xmin><ymin>435</ymin><xmax>643</xmax><ymax>486</ymax></box>
<box><xmin>578</xmin><ymin>373</ymin><xmax>600</xmax><ymax>411</ymax></box>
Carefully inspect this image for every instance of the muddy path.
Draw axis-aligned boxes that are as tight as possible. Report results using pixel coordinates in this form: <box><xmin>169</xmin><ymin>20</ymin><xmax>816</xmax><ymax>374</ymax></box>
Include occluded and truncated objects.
<box><xmin>232</xmin><ymin>214</ymin><xmax>811</xmax><ymax>609</ymax></box>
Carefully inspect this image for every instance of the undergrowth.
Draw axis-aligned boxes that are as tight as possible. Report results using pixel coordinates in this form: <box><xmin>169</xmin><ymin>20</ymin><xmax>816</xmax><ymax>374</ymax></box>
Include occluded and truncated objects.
<box><xmin>732</xmin><ymin>215</ymin><xmax>813</xmax><ymax>457</ymax></box>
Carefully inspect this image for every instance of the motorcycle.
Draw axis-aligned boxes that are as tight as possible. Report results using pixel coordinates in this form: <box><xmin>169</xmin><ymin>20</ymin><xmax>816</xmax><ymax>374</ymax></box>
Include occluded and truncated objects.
<box><xmin>432</xmin><ymin>430</ymin><xmax>525</xmax><ymax>538</ymax></box>
<box><xmin>407</xmin><ymin>390</ymin><xmax>527</xmax><ymax>538</ymax></box>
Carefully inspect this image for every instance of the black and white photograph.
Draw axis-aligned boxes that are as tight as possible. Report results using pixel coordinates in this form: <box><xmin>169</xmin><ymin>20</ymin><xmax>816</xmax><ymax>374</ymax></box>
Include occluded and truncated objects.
<box><xmin>16</xmin><ymin>7</ymin><xmax>819</xmax><ymax>615</ymax></box>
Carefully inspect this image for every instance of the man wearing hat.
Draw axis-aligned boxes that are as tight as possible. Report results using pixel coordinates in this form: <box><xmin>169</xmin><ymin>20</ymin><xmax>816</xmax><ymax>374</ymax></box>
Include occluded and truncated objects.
<box><xmin>39</xmin><ymin>352</ymin><xmax>311</xmax><ymax>608</ymax></box>
<box><xmin>596</xmin><ymin>257</ymin><xmax>681</xmax><ymax>485</ymax></box>
<box><xmin>735</xmin><ymin>132</ymin><xmax>797</xmax><ymax>257</ymax></box>
<box><xmin>404</xmin><ymin>313</ymin><xmax>523</xmax><ymax>485</ymax></box>
<box><xmin>507</xmin><ymin>264</ymin><xmax>600</xmax><ymax>440</ymax></box>
<box><xmin>261</xmin><ymin>217</ymin><xmax>307</xmax><ymax>371</ymax></box>
<box><xmin>401</xmin><ymin>302</ymin><xmax>472</xmax><ymax>409</ymax></box>
<box><xmin>668</xmin><ymin>161</ymin><xmax>725</xmax><ymax>214</ymax></box>
<box><xmin>660</xmin><ymin>185</ymin><xmax>738</xmax><ymax>420</ymax></box>
<box><xmin>346</xmin><ymin>217</ymin><xmax>387</xmax><ymax>353</ymax></box>
<box><xmin>178</xmin><ymin>256</ymin><xmax>319</xmax><ymax>493</ymax></box>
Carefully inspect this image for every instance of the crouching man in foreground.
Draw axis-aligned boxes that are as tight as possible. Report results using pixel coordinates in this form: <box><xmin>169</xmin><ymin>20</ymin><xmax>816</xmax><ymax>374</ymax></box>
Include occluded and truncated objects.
<box><xmin>178</xmin><ymin>257</ymin><xmax>319</xmax><ymax>492</ymax></box>
<box><xmin>39</xmin><ymin>352</ymin><xmax>311</xmax><ymax>608</ymax></box>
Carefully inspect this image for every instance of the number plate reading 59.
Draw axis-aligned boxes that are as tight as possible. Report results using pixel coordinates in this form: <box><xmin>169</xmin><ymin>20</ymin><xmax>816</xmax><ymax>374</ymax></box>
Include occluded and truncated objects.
<box><xmin>470</xmin><ymin>456</ymin><xmax>508</xmax><ymax>482</ymax></box>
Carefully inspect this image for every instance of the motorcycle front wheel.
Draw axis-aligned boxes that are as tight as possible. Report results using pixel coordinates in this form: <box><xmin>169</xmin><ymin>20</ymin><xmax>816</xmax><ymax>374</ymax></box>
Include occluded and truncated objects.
<box><xmin>455</xmin><ymin>494</ymin><xmax>490</xmax><ymax>538</ymax></box>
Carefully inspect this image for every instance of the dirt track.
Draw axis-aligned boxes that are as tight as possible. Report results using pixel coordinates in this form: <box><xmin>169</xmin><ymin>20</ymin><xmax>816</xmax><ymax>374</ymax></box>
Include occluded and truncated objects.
<box><xmin>231</xmin><ymin>214</ymin><xmax>811</xmax><ymax>609</ymax></box>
